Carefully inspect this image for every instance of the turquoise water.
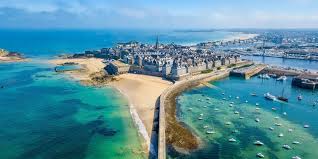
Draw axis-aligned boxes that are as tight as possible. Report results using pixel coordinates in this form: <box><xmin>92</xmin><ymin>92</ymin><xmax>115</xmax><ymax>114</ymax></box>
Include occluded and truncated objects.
<box><xmin>170</xmin><ymin>76</ymin><xmax>318</xmax><ymax>159</ymax></box>
<box><xmin>0</xmin><ymin>62</ymin><xmax>145</xmax><ymax>159</ymax></box>
<box><xmin>0</xmin><ymin>29</ymin><xmax>239</xmax><ymax>159</ymax></box>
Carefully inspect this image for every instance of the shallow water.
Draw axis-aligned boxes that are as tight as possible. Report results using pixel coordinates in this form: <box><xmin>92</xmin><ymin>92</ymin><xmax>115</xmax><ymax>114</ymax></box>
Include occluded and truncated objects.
<box><xmin>170</xmin><ymin>76</ymin><xmax>318</xmax><ymax>159</ymax></box>
<box><xmin>0</xmin><ymin>62</ymin><xmax>145</xmax><ymax>159</ymax></box>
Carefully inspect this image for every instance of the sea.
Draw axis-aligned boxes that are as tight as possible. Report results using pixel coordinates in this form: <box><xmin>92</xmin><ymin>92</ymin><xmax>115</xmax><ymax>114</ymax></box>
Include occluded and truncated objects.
<box><xmin>1</xmin><ymin>29</ymin><xmax>318</xmax><ymax>159</ymax></box>
<box><xmin>0</xmin><ymin>29</ymin><xmax>244</xmax><ymax>159</ymax></box>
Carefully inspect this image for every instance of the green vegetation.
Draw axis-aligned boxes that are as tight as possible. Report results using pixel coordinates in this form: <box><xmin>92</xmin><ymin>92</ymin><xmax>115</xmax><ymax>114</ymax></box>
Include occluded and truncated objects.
<box><xmin>201</xmin><ymin>69</ymin><xmax>213</xmax><ymax>74</ymax></box>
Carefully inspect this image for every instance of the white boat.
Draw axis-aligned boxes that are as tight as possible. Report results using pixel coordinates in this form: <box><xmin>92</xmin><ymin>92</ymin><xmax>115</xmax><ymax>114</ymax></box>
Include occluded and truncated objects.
<box><xmin>282</xmin><ymin>144</ymin><xmax>291</xmax><ymax>150</ymax></box>
<box><xmin>198</xmin><ymin>117</ymin><xmax>203</xmax><ymax>120</ymax></box>
<box><xmin>229</xmin><ymin>138</ymin><xmax>236</xmax><ymax>142</ymax></box>
<box><xmin>278</xmin><ymin>133</ymin><xmax>284</xmax><ymax>137</ymax></box>
<box><xmin>283</xmin><ymin>112</ymin><xmax>287</xmax><ymax>115</ymax></box>
<box><xmin>292</xmin><ymin>141</ymin><xmax>300</xmax><ymax>144</ymax></box>
<box><xmin>200</xmin><ymin>113</ymin><xmax>204</xmax><ymax>116</ymax></box>
<box><xmin>272</xmin><ymin>107</ymin><xmax>277</xmax><ymax>111</ymax></box>
<box><xmin>254</xmin><ymin>140</ymin><xmax>264</xmax><ymax>146</ymax></box>
<box><xmin>236</xmin><ymin>96</ymin><xmax>240</xmax><ymax>99</ymax></box>
<box><xmin>222</xmin><ymin>98</ymin><xmax>226</xmax><ymax>100</ymax></box>
<box><xmin>288</xmin><ymin>128</ymin><xmax>293</xmax><ymax>132</ymax></box>
<box><xmin>304</xmin><ymin>124</ymin><xmax>310</xmax><ymax>128</ymax></box>
<box><xmin>292</xmin><ymin>156</ymin><xmax>302</xmax><ymax>159</ymax></box>
<box><xmin>234</xmin><ymin>111</ymin><xmax>239</xmax><ymax>114</ymax></box>
<box><xmin>255</xmin><ymin>103</ymin><xmax>259</xmax><ymax>106</ymax></box>
<box><xmin>203</xmin><ymin>125</ymin><xmax>209</xmax><ymax>129</ymax></box>
<box><xmin>232</xmin><ymin>129</ymin><xmax>239</xmax><ymax>133</ymax></box>
<box><xmin>297</xmin><ymin>95</ymin><xmax>302</xmax><ymax>101</ymax></box>
<box><xmin>274</xmin><ymin>117</ymin><xmax>279</xmax><ymax>119</ymax></box>
<box><xmin>222</xmin><ymin>93</ymin><xmax>225</xmax><ymax>95</ymax></box>
<box><xmin>225</xmin><ymin>122</ymin><xmax>231</xmax><ymax>125</ymax></box>
<box><xmin>188</xmin><ymin>108</ymin><xmax>193</xmax><ymax>111</ymax></box>
<box><xmin>269</xmin><ymin>127</ymin><xmax>274</xmax><ymax>131</ymax></box>
<box><xmin>206</xmin><ymin>130</ymin><xmax>216</xmax><ymax>134</ymax></box>
<box><xmin>255</xmin><ymin>118</ymin><xmax>260</xmax><ymax>122</ymax></box>
<box><xmin>258</xmin><ymin>74</ymin><xmax>270</xmax><ymax>79</ymax></box>
<box><xmin>256</xmin><ymin>107</ymin><xmax>260</xmax><ymax>110</ymax></box>
<box><xmin>229</xmin><ymin>104</ymin><xmax>233</xmax><ymax>107</ymax></box>
<box><xmin>275</xmin><ymin>123</ymin><xmax>282</xmax><ymax>126</ymax></box>
<box><xmin>264</xmin><ymin>92</ymin><xmax>276</xmax><ymax>101</ymax></box>
<box><xmin>239</xmin><ymin>116</ymin><xmax>245</xmax><ymax>119</ymax></box>
<box><xmin>245</xmin><ymin>100</ymin><xmax>248</xmax><ymax>103</ymax></box>
<box><xmin>277</xmin><ymin>76</ymin><xmax>287</xmax><ymax>81</ymax></box>
<box><xmin>230</xmin><ymin>102</ymin><xmax>234</xmax><ymax>104</ymax></box>
<box><xmin>256</xmin><ymin>153</ymin><xmax>265</xmax><ymax>158</ymax></box>
<box><xmin>214</xmin><ymin>108</ymin><xmax>219</xmax><ymax>111</ymax></box>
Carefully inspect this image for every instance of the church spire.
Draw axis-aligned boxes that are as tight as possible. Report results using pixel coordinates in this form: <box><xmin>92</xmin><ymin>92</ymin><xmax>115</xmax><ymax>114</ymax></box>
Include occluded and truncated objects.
<box><xmin>155</xmin><ymin>35</ymin><xmax>159</xmax><ymax>49</ymax></box>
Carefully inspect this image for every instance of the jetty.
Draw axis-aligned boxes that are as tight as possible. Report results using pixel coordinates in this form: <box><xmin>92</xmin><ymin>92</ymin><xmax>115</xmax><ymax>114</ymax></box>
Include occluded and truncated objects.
<box><xmin>230</xmin><ymin>64</ymin><xmax>267</xmax><ymax>79</ymax></box>
<box><xmin>292</xmin><ymin>74</ymin><xmax>318</xmax><ymax>90</ymax></box>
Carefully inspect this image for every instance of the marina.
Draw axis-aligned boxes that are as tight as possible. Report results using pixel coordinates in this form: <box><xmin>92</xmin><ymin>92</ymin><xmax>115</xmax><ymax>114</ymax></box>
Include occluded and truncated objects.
<box><xmin>169</xmin><ymin>75</ymin><xmax>318</xmax><ymax>158</ymax></box>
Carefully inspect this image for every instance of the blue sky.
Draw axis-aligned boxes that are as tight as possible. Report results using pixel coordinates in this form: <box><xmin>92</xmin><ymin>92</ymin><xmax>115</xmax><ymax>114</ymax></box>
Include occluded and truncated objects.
<box><xmin>0</xmin><ymin>0</ymin><xmax>317</xmax><ymax>29</ymax></box>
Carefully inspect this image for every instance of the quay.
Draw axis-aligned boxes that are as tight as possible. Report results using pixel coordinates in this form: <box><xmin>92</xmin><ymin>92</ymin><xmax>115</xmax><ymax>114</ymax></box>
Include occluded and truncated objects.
<box><xmin>292</xmin><ymin>74</ymin><xmax>318</xmax><ymax>90</ymax></box>
<box><xmin>230</xmin><ymin>64</ymin><xmax>267</xmax><ymax>79</ymax></box>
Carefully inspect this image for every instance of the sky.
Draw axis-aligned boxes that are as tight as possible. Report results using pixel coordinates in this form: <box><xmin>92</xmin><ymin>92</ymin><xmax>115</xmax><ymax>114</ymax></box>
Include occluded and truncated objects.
<box><xmin>0</xmin><ymin>0</ymin><xmax>318</xmax><ymax>29</ymax></box>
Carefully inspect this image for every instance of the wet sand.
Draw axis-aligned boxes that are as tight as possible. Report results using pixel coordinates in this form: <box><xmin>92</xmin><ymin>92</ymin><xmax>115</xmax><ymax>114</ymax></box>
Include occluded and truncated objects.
<box><xmin>109</xmin><ymin>74</ymin><xmax>172</xmax><ymax>150</ymax></box>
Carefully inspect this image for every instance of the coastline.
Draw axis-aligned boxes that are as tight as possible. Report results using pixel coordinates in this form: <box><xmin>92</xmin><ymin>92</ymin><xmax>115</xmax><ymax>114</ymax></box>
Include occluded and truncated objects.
<box><xmin>109</xmin><ymin>74</ymin><xmax>172</xmax><ymax>154</ymax></box>
<box><xmin>0</xmin><ymin>56</ymin><xmax>28</xmax><ymax>63</ymax></box>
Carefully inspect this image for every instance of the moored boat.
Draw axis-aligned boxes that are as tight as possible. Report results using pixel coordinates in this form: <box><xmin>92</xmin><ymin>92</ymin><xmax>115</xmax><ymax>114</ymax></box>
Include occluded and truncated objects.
<box><xmin>264</xmin><ymin>92</ymin><xmax>276</xmax><ymax>101</ymax></box>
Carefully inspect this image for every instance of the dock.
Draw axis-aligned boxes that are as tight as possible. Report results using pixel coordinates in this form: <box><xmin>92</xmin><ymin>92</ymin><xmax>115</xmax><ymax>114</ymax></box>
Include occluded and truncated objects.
<box><xmin>230</xmin><ymin>64</ymin><xmax>267</xmax><ymax>79</ymax></box>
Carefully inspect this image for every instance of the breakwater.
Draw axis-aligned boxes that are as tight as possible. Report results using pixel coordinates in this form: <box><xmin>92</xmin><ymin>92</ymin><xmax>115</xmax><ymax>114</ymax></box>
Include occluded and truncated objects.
<box><xmin>158</xmin><ymin>70</ymin><xmax>230</xmax><ymax>159</ymax></box>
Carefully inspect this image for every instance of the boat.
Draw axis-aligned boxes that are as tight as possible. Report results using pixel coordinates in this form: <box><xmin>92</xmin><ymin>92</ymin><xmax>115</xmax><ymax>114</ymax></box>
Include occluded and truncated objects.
<box><xmin>288</xmin><ymin>128</ymin><xmax>293</xmax><ymax>132</ymax></box>
<box><xmin>269</xmin><ymin>127</ymin><xmax>274</xmax><ymax>131</ymax></box>
<box><xmin>225</xmin><ymin>122</ymin><xmax>231</xmax><ymax>125</ymax></box>
<box><xmin>256</xmin><ymin>103</ymin><xmax>259</xmax><ymax>106</ymax></box>
<box><xmin>206</xmin><ymin>130</ymin><xmax>216</xmax><ymax>134</ymax></box>
<box><xmin>278</xmin><ymin>133</ymin><xmax>284</xmax><ymax>137</ymax></box>
<box><xmin>222</xmin><ymin>98</ymin><xmax>226</xmax><ymax>100</ymax></box>
<box><xmin>255</xmin><ymin>118</ymin><xmax>260</xmax><ymax>122</ymax></box>
<box><xmin>277</xmin><ymin>76</ymin><xmax>287</xmax><ymax>81</ymax></box>
<box><xmin>304</xmin><ymin>124</ymin><xmax>310</xmax><ymax>128</ymax></box>
<box><xmin>275</xmin><ymin>123</ymin><xmax>282</xmax><ymax>126</ymax></box>
<box><xmin>256</xmin><ymin>153</ymin><xmax>265</xmax><ymax>158</ymax></box>
<box><xmin>277</xmin><ymin>87</ymin><xmax>288</xmax><ymax>102</ymax></box>
<box><xmin>297</xmin><ymin>95</ymin><xmax>303</xmax><ymax>101</ymax></box>
<box><xmin>251</xmin><ymin>93</ymin><xmax>257</xmax><ymax>96</ymax></box>
<box><xmin>229</xmin><ymin>104</ymin><xmax>233</xmax><ymax>107</ymax></box>
<box><xmin>188</xmin><ymin>108</ymin><xmax>193</xmax><ymax>111</ymax></box>
<box><xmin>274</xmin><ymin>116</ymin><xmax>279</xmax><ymax>119</ymax></box>
<box><xmin>230</xmin><ymin>102</ymin><xmax>234</xmax><ymax>104</ymax></box>
<box><xmin>283</xmin><ymin>112</ymin><xmax>287</xmax><ymax>116</ymax></box>
<box><xmin>232</xmin><ymin>129</ymin><xmax>239</xmax><ymax>133</ymax></box>
<box><xmin>234</xmin><ymin>111</ymin><xmax>239</xmax><ymax>114</ymax></box>
<box><xmin>214</xmin><ymin>108</ymin><xmax>219</xmax><ymax>111</ymax></box>
<box><xmin>236</xmin><ymin>96</ymin><xmax>239</xmax><ymax>99</ymax></box>
<box><xmin>254</xmin><ymin>140</ymin><xmax>264</xmax><ymax>146</ymax></box>
<box><xmin>245</xmin><ymin>100</ymin><xmax>248</xmax><ymax>103</ymax></box>
<box><xmin>239</xmin><ymin>116</ymin><xmax>245</xmax><ymax>119</ymax></box>
<box><xmin>258</xmin><ymin>74</ymin><xmax>270</xmax><ymax>79</ymax></box>
<box><xmin>203</xmin><ymin>125</ymin><xmax>209</xmax><ymax>129</ymax></box>
<box><xmin>229</xmin><ymin>138</ymin><xmax>236</xmax><ymax>142</ymax></box>
<box><xmin>282</xmin><ymin>144</ymin><xmax>291</xmax><ymax>150</ymax></box>
<box><xmin>256</xmin><ymin>107</ymin><xmax>260</xmax><ymax>110</ymax></box>
<box><xmin>292</xmin><ymin>141</ymin><xmax>300</xmax><ymax>144</ymax></box>
<box><xmin>198</xmin><ymin>117</ymin><xmax>203</xmax><ymax>120</ymax></box>
<box><xmin>272</xmin><ymin>107</ymin><xmax>277</xmax><ymax>111</ymax></box>
<box><xmin>292</xmin><ymin>156</ymin><xmax>302</xmax><ymax>159</ymax></box>
<box><xmin>222</xmin><ymin>93</ymin><xmax>225</xmax><ymax>95</ymax></box>
<box><xmin>264</xmin><ymin>92</ymin><xmax>276</xmax><ymax>101</ymax></box>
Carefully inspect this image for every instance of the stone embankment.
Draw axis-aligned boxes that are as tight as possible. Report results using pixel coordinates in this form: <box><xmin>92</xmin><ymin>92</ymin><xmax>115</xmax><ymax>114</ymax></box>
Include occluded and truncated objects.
<box><xmin>158</xmin><ymin>70</ymin><xmax>230</xmax><ymax>159</ymax></box>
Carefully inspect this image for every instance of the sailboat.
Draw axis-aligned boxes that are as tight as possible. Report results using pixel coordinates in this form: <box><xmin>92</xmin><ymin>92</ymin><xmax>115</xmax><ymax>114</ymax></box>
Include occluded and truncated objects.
<box><xmin>277</xmin><ymin>87</ymin><xmax>288</xmax><ymax>102</ymax></box>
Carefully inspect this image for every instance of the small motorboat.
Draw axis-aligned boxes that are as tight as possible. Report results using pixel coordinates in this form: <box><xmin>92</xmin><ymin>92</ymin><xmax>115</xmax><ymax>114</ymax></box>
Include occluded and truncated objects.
<box><xmin>239</xmin><ymin>116</ymin><xmax>245</xmax><ymax>119</ymax></box>
<box><xmin>297</xmin><ymin>95</ymin><xmax>302</xmax><ymax>101</ymax></box>
<box><xmin>245</xmin><ymin>100</ymin><xmax>248</xmax><ymax>103</ymax></box>
<box><xmin>274</xmin><ymin>116</ymin><xmax>279</xmax><ymax>119</ymax></box>
<box><xmin>206</xmin><ymin>130</ymin><xmax>216</xmax><ymax>134</ymax></box>
<box><xmin>276</xmin><ymin>76</ymin><xmax>287</xmax><ymax>81</ymax></box>
<box><xmin>236</xmin><ymin>96</ymin><xmax>239</xmax><ymax>99</ymax></box>
<box><xmin>288</xmin><ymin>128</ymin><xmax>293</xmax><ymax>132</ymax></box>
<box><xmin>256</xmin><ymin>103</ymin><xmax>259</xmax><ymax>106</ymax></box>
<box><xmin>264</xmin><ymin>92</ymin><xmax>276</xmax><ymax>101</ymax></box>
<box><xmin>198</xmin><ymin>117</ymin><xmax>203</xmax><ymax>120</ymax></box>
<box><xmin>278</xmin><ymin>133</ymin><xmax>284</xmax><ymax>137</ymax></box>
<box><xmin>283</xmin><ymin>112</ymin><xmax>287</xmax><ymax>116</ymax></box>
<box><xmin>256</xmin><ymin>107</ymin><xmax>260</xmax><ymax>110</ymax></box>
<box><xmin>255</xmin><ymin>118</ymin><xmax>260</xmax><ymax>122</ymax></box>
<box><xmin>256</xmin><ymin>153</ymin><xmax>265</xmax><ymax>158</ymax></box>
<box><xmin>254</xmin><ymin>140</ymin><xmax>264</xmax><ymax>146</ymax></box>
<box><xmin>225</xmin><ymin>122</ymin><xmax>231</xmax><ymax>125</ymax></box>
<box><xmin>275</xmin><ymin>123</ymin><xmax>282</xmax><ymax>126</ymax></box>
<box><xmin>188</xmin><ymin>108</ymin><xmax>193</xmax><ymax>111</ymax></box>
<box><xmin>222</xmin><ymin>92</ymin><xmax>225</xmax><ymax>95</ymax></box>
<box><xmin>229</xmin><ymin>104</ymin><xmax>234</xmax><ymax>107</ymax></box>
<box><xmin>229</xmin><ymin>138</ymin><xmax>236</xmax><ymax>142</ymax></box>
<box><xmin>203</xmin><ymin>125</ymin><xmax>209</xmax><ymax>129</ymax></box>
<box><xmin>304</xmin><ymin>124</ymin><xmax>310</xmax><ymax>128</ymax></box>
<box><xmin>292</xmin><ymin>156</ymin><xmax>302</xmax><ymax>159</ymax></box>
<box><xmin>272</xmin><ymin>107</ymin><xmax>277</xmax><ymax>111</ymax></box>
<box><xmin>234</xmin><ymin>111</ymin><xmax>239</xmax><ymax>114</ymax></box>
<box><xmin>269</xmin><ymin>127</ymin><xmax>274</xmax><ymax>131</ymax></box>
<box><xmin>282</xmin><ymin>144</ymin><xmax>291</xmax><ymax>150</ymax></box>
<box><xmin>258</xmin><ymin>74</ymin><xmax>270</xmax><ymax>79</ymax></box>
<box><xmin>251</xmin><ymin>93</ymin><xmax>257</xmax><ymax>96</ymax></box>
<box><xmin>292</xmin><ymin>141</ymin><xmax>300</xmax><ymax>144</ymax></box>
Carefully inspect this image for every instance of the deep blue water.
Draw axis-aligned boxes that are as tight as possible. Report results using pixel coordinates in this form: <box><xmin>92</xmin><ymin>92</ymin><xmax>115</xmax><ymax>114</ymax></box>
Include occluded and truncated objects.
<box><xmin>0</xmin><ymin>29</ymin><xmax>237</xmax><ymax>56</ymax></box>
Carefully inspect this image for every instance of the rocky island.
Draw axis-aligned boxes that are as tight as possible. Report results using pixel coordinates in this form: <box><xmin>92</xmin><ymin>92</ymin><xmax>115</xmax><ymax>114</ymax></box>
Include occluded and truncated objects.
<box><xmin>0</xmin><ymin>49</ymin><xmax>26</xmax><ymax>62</ymax></box>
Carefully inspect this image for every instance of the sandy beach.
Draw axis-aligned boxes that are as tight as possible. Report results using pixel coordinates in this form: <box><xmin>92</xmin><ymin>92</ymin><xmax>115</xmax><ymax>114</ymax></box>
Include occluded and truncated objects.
<box><xmin>109</xmin><ymin>74</ymin><xmax>172</xmax><ymax>150</ymax></box>
<box><xmin>0</xmin><ymin>56</ymin><xmax>27</xmax><ymax>63</ymax></box>
<box><xmin>50</xmin><ymin>58</ymin><xmax>106</xmax><ymax>82</ymax></box>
